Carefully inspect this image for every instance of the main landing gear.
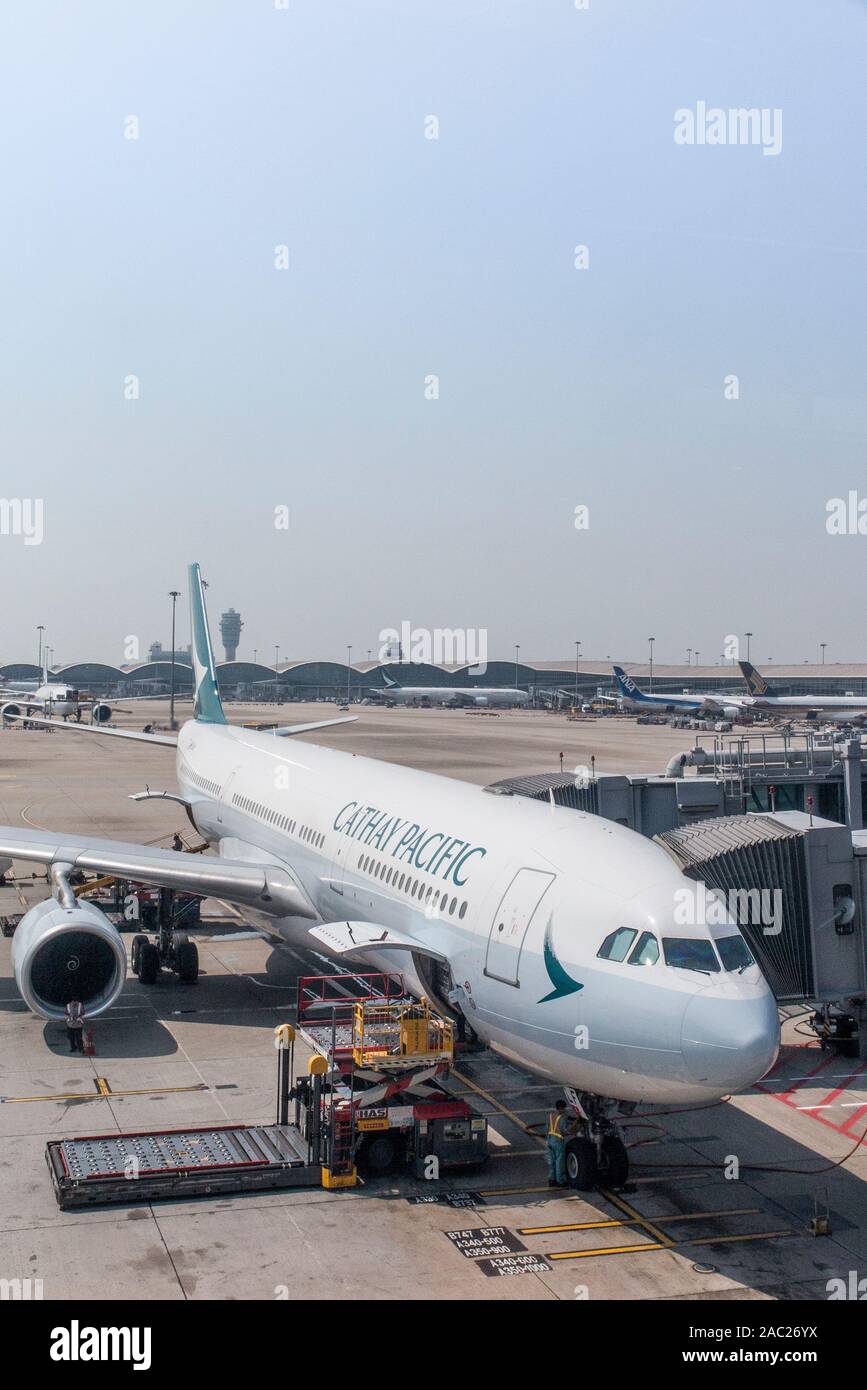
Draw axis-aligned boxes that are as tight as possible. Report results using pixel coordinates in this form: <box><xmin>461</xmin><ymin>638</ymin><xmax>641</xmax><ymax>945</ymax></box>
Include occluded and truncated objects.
<box><xmin>131</xmin><ymin>888</ymin><xmax>199</xmax><ymax>987</ymax></box>
<box><xmin>563</xmin><ymin>1091</ymin><xmax>632</xmax><ymax>1190</ymax></box>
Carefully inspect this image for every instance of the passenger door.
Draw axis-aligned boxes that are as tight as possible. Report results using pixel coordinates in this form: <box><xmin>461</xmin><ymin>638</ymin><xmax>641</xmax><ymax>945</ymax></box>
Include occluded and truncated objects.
<box><xmin>484</xmin><ymin>868</ymin><xmax>555</xmax><ymax>987</ymax></box>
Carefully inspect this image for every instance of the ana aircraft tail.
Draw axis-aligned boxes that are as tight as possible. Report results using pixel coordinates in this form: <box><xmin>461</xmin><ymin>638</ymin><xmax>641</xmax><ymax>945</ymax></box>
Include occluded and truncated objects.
<box><xmin>738</xmin><ymin>660</ymin><xmax>769</xmax><ymax>697</ymax></box>
<box><xmin>612</xmin><ymin>665</ymin><xmax>647</xmax><ymax>701</ymax></box>
<box><xmin>188</xmin><ymin>562</ymin><xmax>227</xmax><ymax>724</ymax></box>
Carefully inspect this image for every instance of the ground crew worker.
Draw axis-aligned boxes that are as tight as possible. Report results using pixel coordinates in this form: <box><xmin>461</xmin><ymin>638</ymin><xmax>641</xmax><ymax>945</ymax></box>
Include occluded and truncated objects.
<box><xmin>65</xmin><ymin>998</ymin><xmax>85</xmax><ymax>1054</ymax></box>
<box><xmin>546</xmin><ymin>1099</ymin><xmax>576</xmax><ymax>1187</ymax></box>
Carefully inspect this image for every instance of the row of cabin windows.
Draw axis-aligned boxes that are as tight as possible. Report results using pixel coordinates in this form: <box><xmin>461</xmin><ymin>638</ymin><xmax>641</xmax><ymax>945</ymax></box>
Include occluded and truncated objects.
<box><xmin>232</xmin><ymin>793</ymin><xmax>325</xmax><ymax>849</ymax></box>
<box><xmin>356</xmin><ymin>851</ymin><xmax>468</xmax><ymax>920</ymax></box>
<box><xmin>180</xmin><ymin>759</ymin><xmax>221</xmax><ymax>800</ymax></box>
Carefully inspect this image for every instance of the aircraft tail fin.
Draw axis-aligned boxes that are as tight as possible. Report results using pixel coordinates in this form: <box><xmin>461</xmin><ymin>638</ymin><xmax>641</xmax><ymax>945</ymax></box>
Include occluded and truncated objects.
<box><xmin>188</xmin><ymin>563</ymin><xmax>227</xmax><ymax>724</ymax></box>
<box><xmin>612</xmin><ymin>665</ymin><xmax>645</xmax><ymax>701</ymax></box>
<box><xmin>738</xmin><ymin>660</ymin><xmax>768</xmax><ymax>696</ymax></box>
<box><xmin>381</xmin><ymin>669</ymin><xmax>401</xmax><ymax>689</ymax></box>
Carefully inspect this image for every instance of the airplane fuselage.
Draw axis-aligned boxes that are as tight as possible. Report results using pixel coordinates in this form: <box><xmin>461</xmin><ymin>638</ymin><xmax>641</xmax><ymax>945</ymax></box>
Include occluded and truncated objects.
<box><xmin>175</xmin><ymin>720</ymin><xmax>778</xmax><ymax>1106</ymax></box>
<box><xmin>384</xmin><ymin>686</ymin><xmax>529</xmax><ymax>708</ymax></box>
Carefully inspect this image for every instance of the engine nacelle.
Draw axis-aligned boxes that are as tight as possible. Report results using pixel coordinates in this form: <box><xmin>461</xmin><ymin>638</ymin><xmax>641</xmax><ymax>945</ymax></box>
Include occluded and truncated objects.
<box><xmin>1</xmin><ymin>702</ymin><xmax>23</xmax><ymax>724</ymax></box>
<box><xmin>473</xmin><ymin>695</ymin><xmax>489</xmax><ymax>706</ymax></box>
<box><xmin>11</xmin><ymin>898</ymin><xmax>127</xmax><ymax>1020</ymax></box>
<box><xmin>721</xmin><ymin>706</ymin><xmax>740</xmax><ymax>720</ymax></box>
<box><xmin>92</xmin><ymin>703</ymin><xmax>112</xmax><ymax>723</ymax></box>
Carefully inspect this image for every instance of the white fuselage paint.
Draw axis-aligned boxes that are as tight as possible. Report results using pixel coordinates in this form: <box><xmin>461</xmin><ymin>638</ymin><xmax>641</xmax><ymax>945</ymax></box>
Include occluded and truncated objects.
<box><xmin>175</xmin><ymin>721</ymin><xmax>779</xmax><ymax>1106</ymax></box>
<box><xmin>1</xmin><ymin>683</ymin><xmax>81</xmax><ymax>718</ymax></box>
<box><xmin>384</xmin><ymin>687</ymin><xmax>529</xmax><ymax>708</ymax></box>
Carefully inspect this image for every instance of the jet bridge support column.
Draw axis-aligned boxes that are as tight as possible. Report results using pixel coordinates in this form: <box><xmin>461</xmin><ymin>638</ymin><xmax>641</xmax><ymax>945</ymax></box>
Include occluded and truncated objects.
<box><xmin>842</xmin><ymin>740</ymin><xmax>863</xmax><ymax>830</ymax></box>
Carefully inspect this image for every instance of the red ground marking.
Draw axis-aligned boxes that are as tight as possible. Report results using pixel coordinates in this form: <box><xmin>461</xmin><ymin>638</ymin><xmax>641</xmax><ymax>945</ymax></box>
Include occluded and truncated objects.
<box><xmin>754</xmin><ymin>1050</ymin><xmax>867</xmax><ymax>1140</ymax></box>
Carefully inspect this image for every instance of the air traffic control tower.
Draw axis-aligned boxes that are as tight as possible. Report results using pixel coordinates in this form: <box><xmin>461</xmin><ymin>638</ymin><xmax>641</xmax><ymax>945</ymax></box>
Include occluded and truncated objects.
<box><xmin>219</xmin><ymin>608</ymin><xmax>243</xmax><ymax>662</ymax></box>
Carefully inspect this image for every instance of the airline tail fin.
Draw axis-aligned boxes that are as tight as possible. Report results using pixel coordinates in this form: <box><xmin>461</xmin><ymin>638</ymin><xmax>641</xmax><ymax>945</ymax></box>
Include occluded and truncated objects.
<box><xmin>738</xmin><ymin>660</ymin><xmax>768</xmax><ymax>696</ymax></box>
<box><xmin>188</xmin><ymin>563</ymin><xmax>227</xmax><ymax>724</ymax></box>
<box><xmin>381</xmin><ymin>669</ymin><xmax>401</xmax><ymax>689</ymax></box>
<box><xmin>612</xmin><ymin>665</ymin><xmax>645</xmax><ymax>701</ymax></box>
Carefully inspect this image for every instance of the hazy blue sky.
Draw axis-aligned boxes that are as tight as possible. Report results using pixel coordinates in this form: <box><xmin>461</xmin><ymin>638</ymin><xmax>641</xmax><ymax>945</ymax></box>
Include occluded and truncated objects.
<box><xmin>2</xmin><ymin>1</ymin><xmax>865</xmax><ymax>668</ymax></box>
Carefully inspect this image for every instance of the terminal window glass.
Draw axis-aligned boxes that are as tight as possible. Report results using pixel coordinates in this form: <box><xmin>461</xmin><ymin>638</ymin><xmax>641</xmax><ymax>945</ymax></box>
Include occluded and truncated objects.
<box><xmin>662</xmin><ymin>938</ymin><xmax>721</xmax><ymax>973</ymax></box>
<box><xmin>716</xmin><ymin>935</ymin><xmax>754</xmax><ymax>971</ymax></box>
<box><xmin>597</xmin><ymin>927</ymin><xmax>637</xmax><ymax>962</ymax></box>
<box><xmin>628</xmin><ymin>931</ymin><xmax>659</xmax><ymax>966</ymax></box>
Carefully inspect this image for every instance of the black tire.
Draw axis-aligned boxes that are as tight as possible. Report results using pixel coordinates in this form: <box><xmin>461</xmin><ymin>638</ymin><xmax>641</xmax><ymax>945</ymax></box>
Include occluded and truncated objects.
<box><xmin>564</xmin><ymin>1138</ymin><xmax>597</xmax><ymax>1190</ymax></box>
<box><xmin>356</xmin><ymin>1132</ymin><xmax>400</xmax><ymax>1177</ymax></box>
<box><xmin>131</xmin><ymin>934</ymin><xmax>148</xmax><ymax>974</ymax></box>
<box><xmin>598</xmin><ymin>1135</ymin><xmax>629</xmax><ymax>1188</ymax></box>
<box><xmin>138</xmin><ymin>942</ymin><xmax>160</xmax><ymax>985</ymax></box>
<box><xmin>176</xmin><ymin>940</ymin><xmax>199</xmax><ymax>984</ymax></box>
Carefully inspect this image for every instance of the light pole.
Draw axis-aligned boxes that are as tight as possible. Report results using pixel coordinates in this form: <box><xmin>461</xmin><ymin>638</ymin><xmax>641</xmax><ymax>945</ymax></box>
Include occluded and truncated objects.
<box><xmin>687</xmin><ymin>647</ymin><xmax>692</xmax><ymax>666</ymax></box>
<box><xmin>695</xmin><ymin>650</ymin><xmax>700</xmax><ymax>668</ymax></box>
<box><xmin>37</xmin><ymin>625</ymin><xmax>44</xmax><ymax>673</ymax></box>
<box><xmin>648</xmin><ymin>637</ymin><xmax>655</xmax><ymax>693</ymax></box>
<box><xmin>168</xmin><ymin>590</ymin><xmax>180</xmax><ymax>729</ymax></box>
<box><xmin>574</xmin><ymin>641</ymin><xmax>580</xmax><ymax>706</ymax></box>
<box><xmin>346</xmin><ymin>645</ymin><xmax>352</xmax><ymax>703</ymax></box>
<box><xmin>745</xmin><ymin>631</ymin><xmax>753</xmax><ymax>663</ymax></box>
<box><xmin>514</xmin><ymin>643</ymin><xmax>520</xmax><ymax>692</ymax></box>
<box><xmin>253</xmin><ymin>648</ymin><xmax>257</xmax><ymax>664</ymax></box>
<box><xmin>820</xmin><ymin>643</ymin><xmax>826</xmax><ymax>665</ymax></box>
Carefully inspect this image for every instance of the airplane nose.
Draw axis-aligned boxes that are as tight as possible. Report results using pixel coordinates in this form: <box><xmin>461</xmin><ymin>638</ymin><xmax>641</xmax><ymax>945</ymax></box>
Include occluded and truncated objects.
<box><xmin>681</xmin><ymin>991</ymin><xmax>779</xmax><ymax>1091</ymax></box>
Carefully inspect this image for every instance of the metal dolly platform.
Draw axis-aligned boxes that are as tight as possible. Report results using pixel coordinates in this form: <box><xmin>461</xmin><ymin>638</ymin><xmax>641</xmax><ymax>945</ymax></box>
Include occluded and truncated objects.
<box><xmin>46</xmin><ymin>1122</ymin><xmax>320</xmax><ymax>1210</ymax></box>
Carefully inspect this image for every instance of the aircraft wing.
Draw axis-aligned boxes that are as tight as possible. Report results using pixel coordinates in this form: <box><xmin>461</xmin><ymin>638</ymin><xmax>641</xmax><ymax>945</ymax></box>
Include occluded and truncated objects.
<box><xmin>308</xmin><ymin>920</ymin><xmax>448</xmax><ymax>961</ymax></box>
<box><xmin>0</xmin><ymin>825</ymin><xmax>314</xmax><ymax>918</ymax></box>
<box><xmin>4</xmin><ymin>713</ymin><xmax>177</xmax><ymax>745</ymax></box>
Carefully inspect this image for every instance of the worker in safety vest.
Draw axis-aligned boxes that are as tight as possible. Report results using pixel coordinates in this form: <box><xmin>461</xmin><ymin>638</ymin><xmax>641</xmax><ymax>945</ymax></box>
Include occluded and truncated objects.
<box><xmin>546</xmin><ymin>1100</ymin><xmax>576</xmax><ymax>1186</ymax></box>
<box><xmin>65</xmin><ymin>998</ymin><xmax>85</xmax><ymax>1054</ymax></box>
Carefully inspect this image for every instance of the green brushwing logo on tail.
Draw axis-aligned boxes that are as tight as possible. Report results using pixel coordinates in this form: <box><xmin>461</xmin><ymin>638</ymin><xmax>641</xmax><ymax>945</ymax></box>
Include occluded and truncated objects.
<box><xmin>539</xmin><ymin>916</ymin><xmax>584</xmax><ymax>1002</ymax></box>
<box><xmin>188</xmin><ymin>562</ymin><xmax>227</xmax><ymax>724</ymax></box>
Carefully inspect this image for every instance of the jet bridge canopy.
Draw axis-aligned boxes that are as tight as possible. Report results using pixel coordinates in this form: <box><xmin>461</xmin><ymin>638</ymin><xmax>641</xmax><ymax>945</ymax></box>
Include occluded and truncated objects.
<box><xmin>656</xmin><ymin>812</ymin><xmax>866</xmax><ymax>1005</ymax></box>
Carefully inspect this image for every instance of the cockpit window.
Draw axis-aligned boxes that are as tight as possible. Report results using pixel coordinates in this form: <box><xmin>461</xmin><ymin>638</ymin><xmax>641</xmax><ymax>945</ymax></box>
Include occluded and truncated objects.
<box><xmin>716</xmin><ymin>934</ymin><xmax>754</xmax><ymax>972</ymax></box>
<box><xmin>662</xmin><ymin>937</ymin><xmax>721</xmax><ymax>973</ymax></box>
<box><xmin>597</xmin><ymin>927</ymin><xmax>637</xmax><ymax>962</ymax></box>
<box><xmin>628</xmin><ymin>931</ymin><xmax>659</xmax><ymax>966</ymax></box>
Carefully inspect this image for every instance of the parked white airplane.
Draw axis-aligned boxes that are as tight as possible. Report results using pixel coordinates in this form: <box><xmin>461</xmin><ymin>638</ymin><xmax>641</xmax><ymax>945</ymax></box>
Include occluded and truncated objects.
<box><xmin>0</xmin><ymin>652</ymin><xmax>88</xmax><ymax>722</ymax></box>
<box><xmin>613</xmin><ymin>666</ymin><xmax>746</xmax><ymax>719</ymax></box>
<box><xmin>738</xmin><ymin>661</ymin><xmax>867</xmax><ymax>724</ymax></box>
<box><xmin>1</xmin><ymin>566</ymin><xmax>779</xmax><ymax>1187</ymax></box>
<box><xmin>380</xmin><ymin>670</ymin><xmax>530</xmax><ymax>707</ymax></box>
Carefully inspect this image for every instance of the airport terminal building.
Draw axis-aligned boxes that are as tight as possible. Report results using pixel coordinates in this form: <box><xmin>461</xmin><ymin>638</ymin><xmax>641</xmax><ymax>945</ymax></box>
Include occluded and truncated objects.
<box><xmin>3</xmin><ymin>658</ymin><xmax>867</xmax><ymax>704</ymax></box>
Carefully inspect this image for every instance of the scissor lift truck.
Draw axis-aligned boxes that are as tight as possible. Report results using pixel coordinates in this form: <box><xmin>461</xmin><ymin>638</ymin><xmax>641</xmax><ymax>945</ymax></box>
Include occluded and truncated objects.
<box><xmin>295</xmin><ymin>973</ymin><xmax>490</xmax><ymax>1183</ymax></box>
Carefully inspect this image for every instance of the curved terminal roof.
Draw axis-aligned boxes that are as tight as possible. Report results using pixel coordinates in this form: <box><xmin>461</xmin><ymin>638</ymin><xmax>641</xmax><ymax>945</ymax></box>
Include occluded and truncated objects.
<box><xmin>1</xmin><ymin>658</ymin><xmax>866</xmax><ymax>696</ymax></box>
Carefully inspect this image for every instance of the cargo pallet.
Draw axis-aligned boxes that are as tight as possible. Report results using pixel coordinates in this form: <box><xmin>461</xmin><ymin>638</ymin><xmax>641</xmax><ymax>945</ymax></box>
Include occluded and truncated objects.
<box><xmin>46</xmin><ymin>1122</ymin><xmax>320</xmax><ymax>1210</ymax></box>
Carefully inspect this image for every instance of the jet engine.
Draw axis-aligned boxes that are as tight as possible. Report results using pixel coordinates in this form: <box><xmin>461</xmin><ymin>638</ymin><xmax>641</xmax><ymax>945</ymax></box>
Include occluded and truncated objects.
<box><xmin>91</xmin><ymin>703</ymin><xmax>112</xmax><ymax>723</ymax></box>
<box><xmin>11</xmin><ymin>897</ymin><xmax>127</xmax><ymax>1019</ymax></box>
<box><xmin>1</xmin><ymin>701</ymin><xmax>23</xmax><ymax>723</ymax></box>
<box><xmin>721</xmin><ymin>707</ymin><xmax>741</xmax><ymax>720</ymax></box>
<box><xmin>473</xmin><ymin>695</ymin><xmax>489</xmax><ymax>706</ymax></box>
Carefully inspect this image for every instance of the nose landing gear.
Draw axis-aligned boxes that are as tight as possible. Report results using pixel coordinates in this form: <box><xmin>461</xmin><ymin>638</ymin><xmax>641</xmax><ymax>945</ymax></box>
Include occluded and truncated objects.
<box><xmin>563</xmin><ymin>1091</ymin><xmax>633</xmax><ymax>1190</ymax></box>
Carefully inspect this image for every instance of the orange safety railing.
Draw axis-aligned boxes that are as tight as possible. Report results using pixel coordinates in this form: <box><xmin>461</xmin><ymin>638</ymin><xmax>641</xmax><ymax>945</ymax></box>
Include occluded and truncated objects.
<box><xmin>352</xmin><ymin>999</ymin><xmax>454</xmax><ymax>1068</ymax></box>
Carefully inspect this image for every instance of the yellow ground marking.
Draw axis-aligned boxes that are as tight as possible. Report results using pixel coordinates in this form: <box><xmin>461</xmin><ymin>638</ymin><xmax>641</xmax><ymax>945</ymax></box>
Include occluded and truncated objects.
<box><xmin>450</xmin><ymin>1066</ymin><xmax>545</xmax><ymax>1141</ymax></box>
<box><xmin>1</xmin><ymin>1079</ymin><xmax>207</xmax><ymax>1104</ymax></box>
<box><xmin>520</xmin><ymin>1207</ymin><xmax>759</xmax><ymax>1235</ymax></box>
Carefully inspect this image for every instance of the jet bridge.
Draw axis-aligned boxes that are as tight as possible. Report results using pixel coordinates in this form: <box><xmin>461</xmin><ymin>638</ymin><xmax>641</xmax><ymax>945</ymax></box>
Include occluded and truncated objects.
<box><xmin>655</xmin><ymin>810</ymin><xmax>867</xmax><ymax>1056</ymax></box>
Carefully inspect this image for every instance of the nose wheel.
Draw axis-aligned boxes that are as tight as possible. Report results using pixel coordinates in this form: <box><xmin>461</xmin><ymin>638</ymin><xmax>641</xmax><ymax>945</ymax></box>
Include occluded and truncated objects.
<box><xmin>564</xmin><ymin>1091</ymin><xmax>632</xmax><ymax>1190</ymax></box>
